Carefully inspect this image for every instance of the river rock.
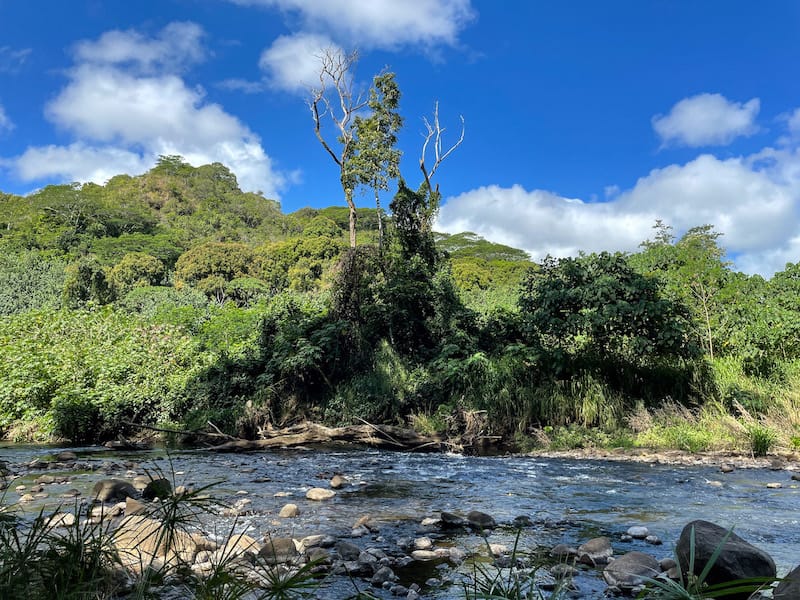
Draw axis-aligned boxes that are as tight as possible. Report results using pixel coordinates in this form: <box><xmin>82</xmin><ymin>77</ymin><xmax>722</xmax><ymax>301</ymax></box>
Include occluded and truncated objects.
<box><xmin>440</xmin><ymin>511</ymin><xmax>466</xmax><ymax>528</ymax></box>
<box><xmin>142</xmin><ymin>478</ymin><xmax>172</xmax><ymax>500</ymax></box>
<box><xmin>774</xmin><ymin>564</ymin><xmax>800</xmax><ymax>599</ymax></box>
<box><xmin>414</xmin><ymin>537</ymin><xmax>433</xmax><ymax>550</ymax></box>
<box><xmin>603</xmin><ymin>551</ymin><xmax>659</xmax><ymax>591</ymax></box>
<box><xmin>550</xmin><ymin>563</ymin><xmax>578</xmax><ymax>579</ymax></box>
<box><xmin>551</xmin><ymin>543</ymin><xmax>577</xmax><ymax>558</ymax></box>
<box><xmin>259</xmin><ymin>537</ymin><xmax>298</xmax><ymax>565</ymax></box>
<box><xmin>306</xmin><ymin>487</ymin><xmax>336</xmax><ymax>501</ymax></box>
<box><xmin>676</xmin><ymin>520</ymin><xmax>776</xmax><ymax>598</ymax></box>
<box><xmin>370</xmin><ymin>565</ymin><xmax>395</xmax><ymax>587</ymax></box>
<box><xmin>46</xmin><ymin>512</ymin><xmax>76</xmax><ymax>528</ymax></box>
<box><xmin>513</xmin><ymin>515</ymin><xmax>533</xmax><ymax>528</ymax></box>
<box><xmin>93</xmin><ymin>479</ymin><xmax>138</xmax><ymax>503</ymax></box>
<box><xmin>330</xmin><ymin>474</ymin><xmax>346</xmax><ymax>489</ymax></box>
<box><xmin>336</xmin><ymin>541</ymin><xmax>361</xmax><ymax>561</ymax></box>
<box><xmin>467</xmin><ymin>510</ymin><xmax>496</xmax><ymax>530</ymax></box>
<box><xmin>645</xmin><ymin>535</ymin><xmax>662</xmax><ymax>545</ymax></box>
<box><xmin>125</xmin><ymin>497</ymin><xmax>146</xmax><ymax>515</ymax></box>
<box><xmin>791</xmin><ymin>474</ymin><xmax>800</xmax><ymax>482</ymax></box>
<box><xmin>56</xmin><ymin>451</ymin><xmax>78</xmax><ymax>462</ymax></box>
<box><xmin>766</xmin><ymin>482</ymin><xmax>783</xmax><ymax>489</ymax></box>
<box><xmin>720</xmin><ymin>464</ymin><xmax>734</xmax><ymax>473</ymax></box>
<box><xmin>35</xmin><ymin>474</ymin><xmax>55</xmax><ymax>485</ymax></box>
<box><xmin>279</xmin><ymin>503</ymin><xmax>300</xmax><ymax>518</ymax></box>
<box><xmin>577</xmin><ymin>537</ymin><xmax>613</xmax><ymax>566</ymax></box>
<box><xmin>113</xmin><ymin>515</ymin><xmax>196</xmax><ymax>572</ymax></box>
<box><xmin>627</xmin><ymin>526</ymin><xmax>649</xmax><ymax>539</ymax></box>
<box><xmin>217</xmin><ymin>533</ymin><xmax>260</xmax><ymax>560</ymax></box>
<box><xmin>411</xmin><ymin>550</ymin><xmax>438</xmax><ymax>561</ymax></box>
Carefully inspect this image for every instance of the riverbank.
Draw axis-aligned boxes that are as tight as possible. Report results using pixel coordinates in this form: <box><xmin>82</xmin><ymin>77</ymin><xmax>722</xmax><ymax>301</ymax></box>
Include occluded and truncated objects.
<box><xmin>525</xmin><ymin>446</ymin><xmax>800</xmax><ymax>471</ymax></box>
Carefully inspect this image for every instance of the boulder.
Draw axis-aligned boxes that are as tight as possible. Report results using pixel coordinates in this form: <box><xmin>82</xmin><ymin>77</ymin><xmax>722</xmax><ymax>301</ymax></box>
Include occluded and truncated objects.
<box><xmin>306</xmin><ymin>487</ymin><xmax>336</xmax><ymax>501</ymax></box>
<box><xmin>113</xmin><ymin>515</ymin><xmax>196</xmax><ymax>572</ymax></box>
<box><xmin>259</xmin><ymin>537</ymin><xmax>299</xmax><ymax>565</ymax></box>
<box><xmin>440</xmin><ymin>511</ymin><xmax>467</xmax><ymax>528</ymax></box>
<box><xmin>93</xmin><ymin>479</ymin><xmax>138</xmax><ymax>503</ymax></box>
<box><xmin>56</xmin><ymin>451</ymin><xmax>78</xmax><ymax>462</ymax></box>
<box><xmin>774</xmin><ymin>564</ymin><xmax>800</xmax><ymax>599</ymax></box>
<box><xmin>603</xmin><ymin>551</ymin><xmax>659</xmax><ymax>591</ymax></box>
<box><xmin>676</xmin><ymin>520</ymin><xmax>776</xmax><ymax>599</ymax></box>
<box><xmin>577</xmin><ymin>537</ymin><xmax>613</xmax><ymax>566</ymax></box>
<box><xmin>626</xmin><ymin>526</ymin><xmax>649</xmax><ymax>539</ymax></box>
<box><xmin>142</xmin><ymin>478</ymin><xmax>172</xmax><ymax>500</ymax></box>
<box><xmin>279</xmin><ymin>503</ymin><xmax>300</xmax><ymax>518</ymax></box>
<box><xmin>336</xmin><ymin>541</ymin><xmax>361</xmax><ymax>561</ymax></box>
<box><xmin>467</xmin><ymin>510</ymin><xmax>496</xmax><ymax>530</ymax></box>
<box><xmin>371</xmin><ymin>566</ymin><xmax>396</xmax><ymax>587</ymax></box>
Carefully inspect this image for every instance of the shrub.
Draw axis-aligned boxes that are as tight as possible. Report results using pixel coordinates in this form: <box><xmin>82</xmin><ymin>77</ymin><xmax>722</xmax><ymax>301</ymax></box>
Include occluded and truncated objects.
<box><xmin>746</xmin><ymin>423</ymin><xmax>778</xmax><ymax>457</ymax></box>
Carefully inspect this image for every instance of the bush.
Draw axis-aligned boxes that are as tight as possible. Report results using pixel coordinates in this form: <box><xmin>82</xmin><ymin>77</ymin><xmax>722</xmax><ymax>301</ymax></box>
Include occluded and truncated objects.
<box><xmin>746</xmin><ymin>423</ymin><xmax>778</xmax><ymax>457</ymax></box>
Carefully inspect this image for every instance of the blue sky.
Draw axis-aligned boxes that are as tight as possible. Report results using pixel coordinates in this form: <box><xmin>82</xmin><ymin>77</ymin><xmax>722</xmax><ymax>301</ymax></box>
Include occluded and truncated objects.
<box><xmin>1</xmin><ymin>1</ymin><xmax>799</xmax><ymax>274</ymax></box>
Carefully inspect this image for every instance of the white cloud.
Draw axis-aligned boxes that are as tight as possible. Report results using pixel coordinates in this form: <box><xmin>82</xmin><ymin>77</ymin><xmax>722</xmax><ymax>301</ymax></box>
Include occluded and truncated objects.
<box><xmin>232</xmin><ymin>0</ymin><xmax>475</xmax><ymax>49</ymax></box>
<box><xmin>652</xmin><ymin>93</ymin><xmax>760</xmax><ymax>147</ymax></box>
<box><xmin>437</xmin><ymin>151</ymin><xmax>800</xmax><ymax>276</ymax></box>
<box><xmin>259</xmin><ymin>32</ymin><xmax>341</xmax><ymax>92</ymax></box>
<box><xmin>13</xmin><ymin>143</ymin><xmax>150</xmax><ymax>184</ymax></box>
<box><xmin>0</xmin><ymin>104</ymin><xmax>12</xmax><ymax>132</ymax></box>
<box><xmin>4</xmin><ymin>23</ymin><xmax>287</xmax><ymax>198</ymax></box>
<box><xmin>73</xmin><ymin>21</ymin><xmax>205</xmax><ymax>73</ymax></box>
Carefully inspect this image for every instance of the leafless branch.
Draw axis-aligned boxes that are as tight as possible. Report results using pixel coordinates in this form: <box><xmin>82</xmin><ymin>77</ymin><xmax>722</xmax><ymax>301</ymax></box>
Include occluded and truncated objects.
<box><xmin>308</xmin><ymin>47</ymin><xmax>368</xmax><ymax>169</ymax></box>
<box><xmin>419</xmin><ymin>101</ymin><xmax>465</xmax><ymax>190</ymax></box>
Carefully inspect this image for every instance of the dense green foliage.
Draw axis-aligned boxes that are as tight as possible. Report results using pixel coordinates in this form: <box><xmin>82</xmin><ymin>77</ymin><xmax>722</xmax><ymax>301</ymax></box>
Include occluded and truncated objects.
<box><xmin>1</xmin><ymin>146</ymin><xmax>800</xmax><ymax>452</ymax></box>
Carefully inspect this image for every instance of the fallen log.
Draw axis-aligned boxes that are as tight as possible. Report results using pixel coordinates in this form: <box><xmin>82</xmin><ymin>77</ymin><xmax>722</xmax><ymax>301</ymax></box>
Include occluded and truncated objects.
<box><xmin>208</xmin><ymin>421</ymin><xmax>445</xmax><ymax>453</ymax></box>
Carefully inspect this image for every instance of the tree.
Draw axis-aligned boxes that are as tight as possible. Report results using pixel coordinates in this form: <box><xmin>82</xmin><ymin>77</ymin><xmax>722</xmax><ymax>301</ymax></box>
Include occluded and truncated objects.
<box><xmin>418</xmin><ymin>101</ymin><xmax>465</xmax><ymax>213</ymax></box>
<box><xmin>349</xmin><ymin>72</ymin><xmax>403</xmax><ymax>251</ymax></box>
<box><xmin>519</xmin><ymin>252</ymin><xmax>695</xmax><ymax>367</ymax></box>
<box><xmin>309</xmin><ymin>49</ymin><xmax>368</xmax><ymax>248</ymax></box>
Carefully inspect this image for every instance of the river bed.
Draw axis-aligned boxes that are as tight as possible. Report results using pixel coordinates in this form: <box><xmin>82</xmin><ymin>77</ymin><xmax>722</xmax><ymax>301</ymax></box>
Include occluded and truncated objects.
<box><xmin>1</xmin><ymin>444</ymin><xmax>797</xmax><ymax>598</ymax></box>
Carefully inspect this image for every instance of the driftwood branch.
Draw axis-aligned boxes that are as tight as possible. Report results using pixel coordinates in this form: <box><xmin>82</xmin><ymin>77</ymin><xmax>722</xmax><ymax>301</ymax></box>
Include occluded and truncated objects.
<box><xmin>122</xmin><ymin>421</ymin><xmax>235</xmax><ymax>441</ymax></box>
<box><xmin>208</xmin><ymin>422</ymin><xmax>443</xmax><ymax>453</ymax></box>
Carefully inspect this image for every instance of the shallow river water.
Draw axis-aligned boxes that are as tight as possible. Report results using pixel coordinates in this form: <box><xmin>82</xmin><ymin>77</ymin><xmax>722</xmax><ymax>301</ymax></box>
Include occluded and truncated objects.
<box><xmin>2</xmin><ymin>444</ymin><xmax>798</xmax><ymax>598</ymax></box>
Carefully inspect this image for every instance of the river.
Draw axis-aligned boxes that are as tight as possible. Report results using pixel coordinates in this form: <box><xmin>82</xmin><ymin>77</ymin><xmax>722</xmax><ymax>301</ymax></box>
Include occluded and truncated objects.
<box><xmin>2</xmin><ymin>444</ymin><xmax>797</xmax><ymax>598</ymax></box>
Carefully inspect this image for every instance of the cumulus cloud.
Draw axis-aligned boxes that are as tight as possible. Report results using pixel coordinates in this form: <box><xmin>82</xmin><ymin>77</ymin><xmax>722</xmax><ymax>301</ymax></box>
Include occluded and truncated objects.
<box><xmin>4</xmin><ymin>23</ymin><xmax>287</xmax><ymax>198</ymax></box>
<box><xmin>259</xmin><ymin>32</ymin><xmax>341</xmax><ymax>92</ymax></box>
<box><xmin>73</xmin><ymin>21</ymin><xmax>205</xmax><ymax>73</ymax></box>
<box><xmin>652</xmin><ymin>93</ymin><xmax>760</xmax><ymax>147</ymax></box>
<box><xmin>231</xmin><ymin>0</ymin><xmax>475</xmax><ymax>49</ymax></box>
<box><xmin>437</xmin><ymin>150</ymin><xmax>800</xmax><ymax>276</ymax></box>
<box><xmin>0</xmin><ymin>104</ymin><xmax>12</xmax><ymax>132</ymax></box>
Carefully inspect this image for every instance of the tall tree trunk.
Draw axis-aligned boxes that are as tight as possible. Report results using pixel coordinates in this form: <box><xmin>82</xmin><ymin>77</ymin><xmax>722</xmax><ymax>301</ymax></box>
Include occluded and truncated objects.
<box><xmin>374</xmin><ymin>186</ymin><xmax>384</xmax><ymax>252</ymax></box>
<box><xmin>345</xmin><ymin>187</ymin><xmax>357</xmax><ymax>248</ymax></box>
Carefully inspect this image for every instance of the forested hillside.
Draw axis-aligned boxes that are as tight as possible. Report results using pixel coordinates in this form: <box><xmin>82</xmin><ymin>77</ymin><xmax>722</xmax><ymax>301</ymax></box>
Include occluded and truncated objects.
<box><xmin>1</xmin><ymin>158</ymin><xmax>799</xmax><ymax>456</ymax></box>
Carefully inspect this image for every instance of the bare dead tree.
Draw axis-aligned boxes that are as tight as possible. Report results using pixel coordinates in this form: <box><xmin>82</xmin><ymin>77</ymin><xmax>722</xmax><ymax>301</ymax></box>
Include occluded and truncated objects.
<box><xmin>419</xmin><ymin>101</ymin><xmax>465</xmax><ymax>203</ymax></box>
<box><xmin>309</xmin><ymin>48</ymin><xmax>368</xmax><ymax>248</ymax></box>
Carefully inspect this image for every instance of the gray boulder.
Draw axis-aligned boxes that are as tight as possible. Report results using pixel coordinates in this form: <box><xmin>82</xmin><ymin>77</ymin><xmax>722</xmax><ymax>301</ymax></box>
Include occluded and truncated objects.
<box><xmin>259</xmin><ymin>537</ymin><xmax>298</xmax><ymax>565</ymax></box>
<box><xmin>92</xmin><ymin>479</ymin><xmax>137</xmax><ymax>503</ymax></box>
<box><xmin>577</xmin><ymin>536</ymin><xmax>613</xmax><ymax>566</ymax></box>
<box><xmin>603</xmin><ymin>551</ymin><xmax>659</xmax><ymax>591</ymax></box>
<box><xmin>676</xmin><ymin>520</ymin><xmax>776</xmax><ymax>599</ymax></box>
<box><xmin>774</xmin><ymin>564</ymin><xmax>800</xmax><ymax>599</ymax></box>
<box><xmin>467</xmin><ymin>510</ymin><xmax>496</xmax><ymax>530</ymax></box>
